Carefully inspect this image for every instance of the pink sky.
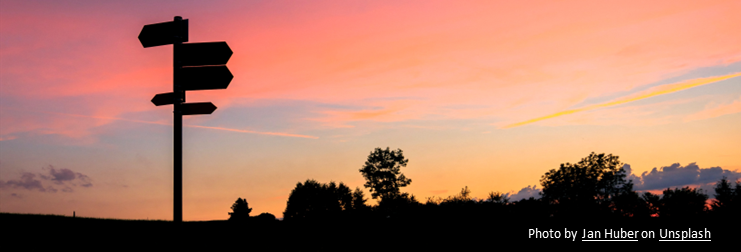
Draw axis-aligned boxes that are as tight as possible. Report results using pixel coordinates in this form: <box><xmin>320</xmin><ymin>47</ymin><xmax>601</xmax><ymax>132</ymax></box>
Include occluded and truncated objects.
<box><xmin>1</xmin><ymin>0</ymin><xmax>740</xmax><ymax>220</ymax></box>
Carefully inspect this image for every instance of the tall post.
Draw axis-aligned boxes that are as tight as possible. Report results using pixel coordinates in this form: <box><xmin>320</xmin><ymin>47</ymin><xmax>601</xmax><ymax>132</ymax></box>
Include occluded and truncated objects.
<box><xmin>173</xmin><ymin>16</ymin><xmax>184</xmax><ymax>223</ymax></box>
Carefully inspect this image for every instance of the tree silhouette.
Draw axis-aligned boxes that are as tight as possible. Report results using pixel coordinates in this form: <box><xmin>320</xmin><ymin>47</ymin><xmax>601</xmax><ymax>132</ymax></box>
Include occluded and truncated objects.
<box><xmin>441</xmin><ymin>186</ymin><xmax>473</xmax><ymax>206</ymax></box>
<box><xmin>610</xmin><ymin>185</ymin><xmax>651</xmax><ymax>217</ymax></box>
<box><xmin>351</xmin><ymin>187</ymin><xmax>368</xmax><ymax>210</ymax></box>
<box><xmin>485</xmin><ymin>191</ymin><xmax>510</xmax><ymax>205</ymax></box>
<box><xmin>711</xmin><ymin>176</ymin><xmax>740</xmax><ymax>217</ymax></box>
<box><xmin>254</xmin><ymin>212</ymin><xmax>277</xmax><ymax>223</ymax></box>
<box><xmin>228</xmin><ymin>197</ymin><xmax>252</xmax><ymax>221</ymax></box>
<box><xmin>283</xmin><ymin>179</ymin><xmax>354</xmax><ymax>220</ymax></box>
<box><xmin>539</xmin><ymin>152</ymin><xmax>631</xmax><ymax>217</ymax></box>
<box><xmin>335</xmin><ymin>182</ymin><xmax>353</xmax><ymax>211</ymax></box>
<box><xmin>359</xmin><ymin>147</ymin><xmax>411</xmax><ymax>201</ymax></box>
<box><xmin>659</xmin><ymin>186</ymin><xmax>708</xmax><ymax>218</ymax></box>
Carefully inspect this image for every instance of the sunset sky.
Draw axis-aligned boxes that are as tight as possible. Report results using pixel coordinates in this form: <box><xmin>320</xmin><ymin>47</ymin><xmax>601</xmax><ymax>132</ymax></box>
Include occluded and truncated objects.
<box><xmin>1</xmin><ymin>0</ymin><xmax>740</xmax><ymax>221</ymax></box>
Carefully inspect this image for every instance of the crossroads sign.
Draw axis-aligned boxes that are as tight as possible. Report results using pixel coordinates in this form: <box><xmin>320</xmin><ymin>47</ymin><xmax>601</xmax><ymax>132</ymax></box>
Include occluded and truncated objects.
<box><xmin>139</xmin><ymin>16</ymin><xmax>232</xmax><ymax>223</ymax></box>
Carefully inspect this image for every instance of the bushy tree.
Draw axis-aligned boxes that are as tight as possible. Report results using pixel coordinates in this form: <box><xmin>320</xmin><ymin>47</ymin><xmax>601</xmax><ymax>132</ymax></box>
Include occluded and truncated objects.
<box><xmin>283</xmin><ymin>179</ymin><xmax>353</xmax><ymax>220</ymax></box>
<box><xmin>359</xmin><ymin>147</ymin><xmax>411</xmax><ymax>201</ymax></box>
<box><xmin>229</xmin><ymin>198</ymin><xmax>252</xmax><ymax>221</ymax></box>
<box><xmin>253</xmin><ymin>212</ymin><xmax>277</xmax><ymax>223</ymax></box>
<box><xmin>610</xmin><ymin>186</ymin><xmax>651</xmax><ymax>217</ymax></box>
<box><xmin>425</xmin><ymin>196</ymin><xmax>443</xmax><ymax>206</ymax></box>
<box><xmin>440</xmin><ymin>186</ymin><xmax>474</xmax><ymax>206</ymax></box>
<box><xmin>539</xmin><ymin>152</ymin><xmax>632</xmax><ymax>217</ymax></box>
<box><xmin>658</xmin><ymin>186</ymin><xmax>708</xmax><ymax>218</ymax></box>
<box><xmin>485</xmin><ymin>191</ymin><xmax>510</xmax><ymax>205</ymax></box>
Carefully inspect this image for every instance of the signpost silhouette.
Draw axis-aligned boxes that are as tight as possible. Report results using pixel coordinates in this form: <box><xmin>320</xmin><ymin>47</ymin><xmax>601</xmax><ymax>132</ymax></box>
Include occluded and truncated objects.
<box><xmin>139</xmin><ymin>16</ymin><xmax>233</xmax><ymax>223</ymax></box>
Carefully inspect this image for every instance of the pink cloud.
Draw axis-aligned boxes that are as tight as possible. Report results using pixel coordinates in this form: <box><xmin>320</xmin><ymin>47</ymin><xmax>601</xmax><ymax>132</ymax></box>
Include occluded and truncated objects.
<box><xmin>684</xmin><ymin>96</ymin><xmax>741</xmax><ymax>122</ymax></box>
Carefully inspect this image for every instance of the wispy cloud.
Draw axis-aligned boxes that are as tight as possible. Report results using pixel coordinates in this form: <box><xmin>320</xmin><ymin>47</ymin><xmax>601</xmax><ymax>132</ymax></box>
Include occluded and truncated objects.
<box><xmin>184</xmin><ymin>124</ymin><xmax>318</xmax><ymax>139</ymax></box>
<box><xmin>0</xmin><ymin>136</ymin><xmax>18</xmax><ymax>141</ymax></box>
<box><xmin>684</xmin><ymin>95</ymin><xmax>741</xmax><ymax>122</ymax></box>
<box><xmin>503</xmin><ymin>72</ymin><xmax>741</xmax><ymax>128</ymax></box>
<box><xmin>3</xmin><ymin>110</ymin><xmax>319</xmax><ymax>139</ymax></box>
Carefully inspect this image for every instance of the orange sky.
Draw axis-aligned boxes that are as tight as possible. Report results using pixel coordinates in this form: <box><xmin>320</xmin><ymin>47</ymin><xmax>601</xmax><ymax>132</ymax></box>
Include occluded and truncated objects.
<box><xmin>1</xmin><ymin>0</ymin><xmax>740</xmax><ymax>220</ymax></box>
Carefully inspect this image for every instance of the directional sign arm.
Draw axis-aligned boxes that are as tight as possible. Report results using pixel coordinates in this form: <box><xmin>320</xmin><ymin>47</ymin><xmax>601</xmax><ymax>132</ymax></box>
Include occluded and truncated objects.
<box><xmin>181</xmin><ymin>102</ymin><xmax>217</xmax><ymax>115</ymax></box>
<box><xmin>177</xmin><ymin>66</ymin><xmax>233</xmax><ymax>90</ymax></box>
<box><xmin>179</xmin><ymin>42</ymin><xmax>232</xmax><ymax>66</ymax></box>
<box><xmin>151</xmin><ymin>92</ymin><xmax>178</xmax><ymax>106</ymax></box>
<box><xmin>138</xmin><ymin>19</ymin><xmax>188</xmax><ymax>48</ymax></box>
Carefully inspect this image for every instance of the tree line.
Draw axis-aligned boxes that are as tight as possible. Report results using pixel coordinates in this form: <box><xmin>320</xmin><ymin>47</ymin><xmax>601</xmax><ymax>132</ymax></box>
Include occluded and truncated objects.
<box><xmin>229</xmin><ymin>149</ymin><xmax>741</xmax><ymax>221</ymax></box>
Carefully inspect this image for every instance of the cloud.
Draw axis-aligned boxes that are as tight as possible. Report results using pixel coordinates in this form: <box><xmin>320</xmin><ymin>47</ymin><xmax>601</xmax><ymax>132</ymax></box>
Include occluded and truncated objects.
<box><xmin>39</xmin><ymin>166</ymin><xmax>93</xmax><ymax>187</ymax></box>
<box><xmin>0</xmin><ymin>136</ymin><xmax>18</xmax><ymax>141</ymax></box>
<box><xmin>0</xmin><ymin>109</ymin><xmax>319</xmax><ymax>140</ymax></box>
<box><xmin>508</xmin><ymin>185</ymin><xmax>542</xmax><ymax>202</ymax></box>
<box><xmin>76</xmin><ymin>173</ymin><xmax>93</xmax><ymax>187</ymax></box>
<box><xmin>0</xmin><ymin>165</ymin><xmax>93</xmax><ymax>192</ymax></box>
<box><xmin>684</xmin><ymin>95</ymin><xmax>741</xmax><ymax>122</ymax></box>
<box><xmin>0</xmin><ymin>172</ymin><xmax>46</xmax><ymax>191</ymax></box>
<box><xmin>503</xmin><ymin>72</ymin><xmax>741</xmax><ymax>128</ymax></box>
<box><xmin>46</xmin><ymin>167</ymin><xmax>76</xmax><ymax>183</ymax></box>
<box><xmin>536</xmin><ymin>97</ymin><xmax>699</xmax><ymax>127</ymax></box>
<box><xmin>625</xmin><ymin>163</ymin><xmax>741</xmax><ymax>191</ymax></box>
<box><xmin>185</xmin><ymin>124</ymin><xmax>319</xmax><ymax>139</ymax></box>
